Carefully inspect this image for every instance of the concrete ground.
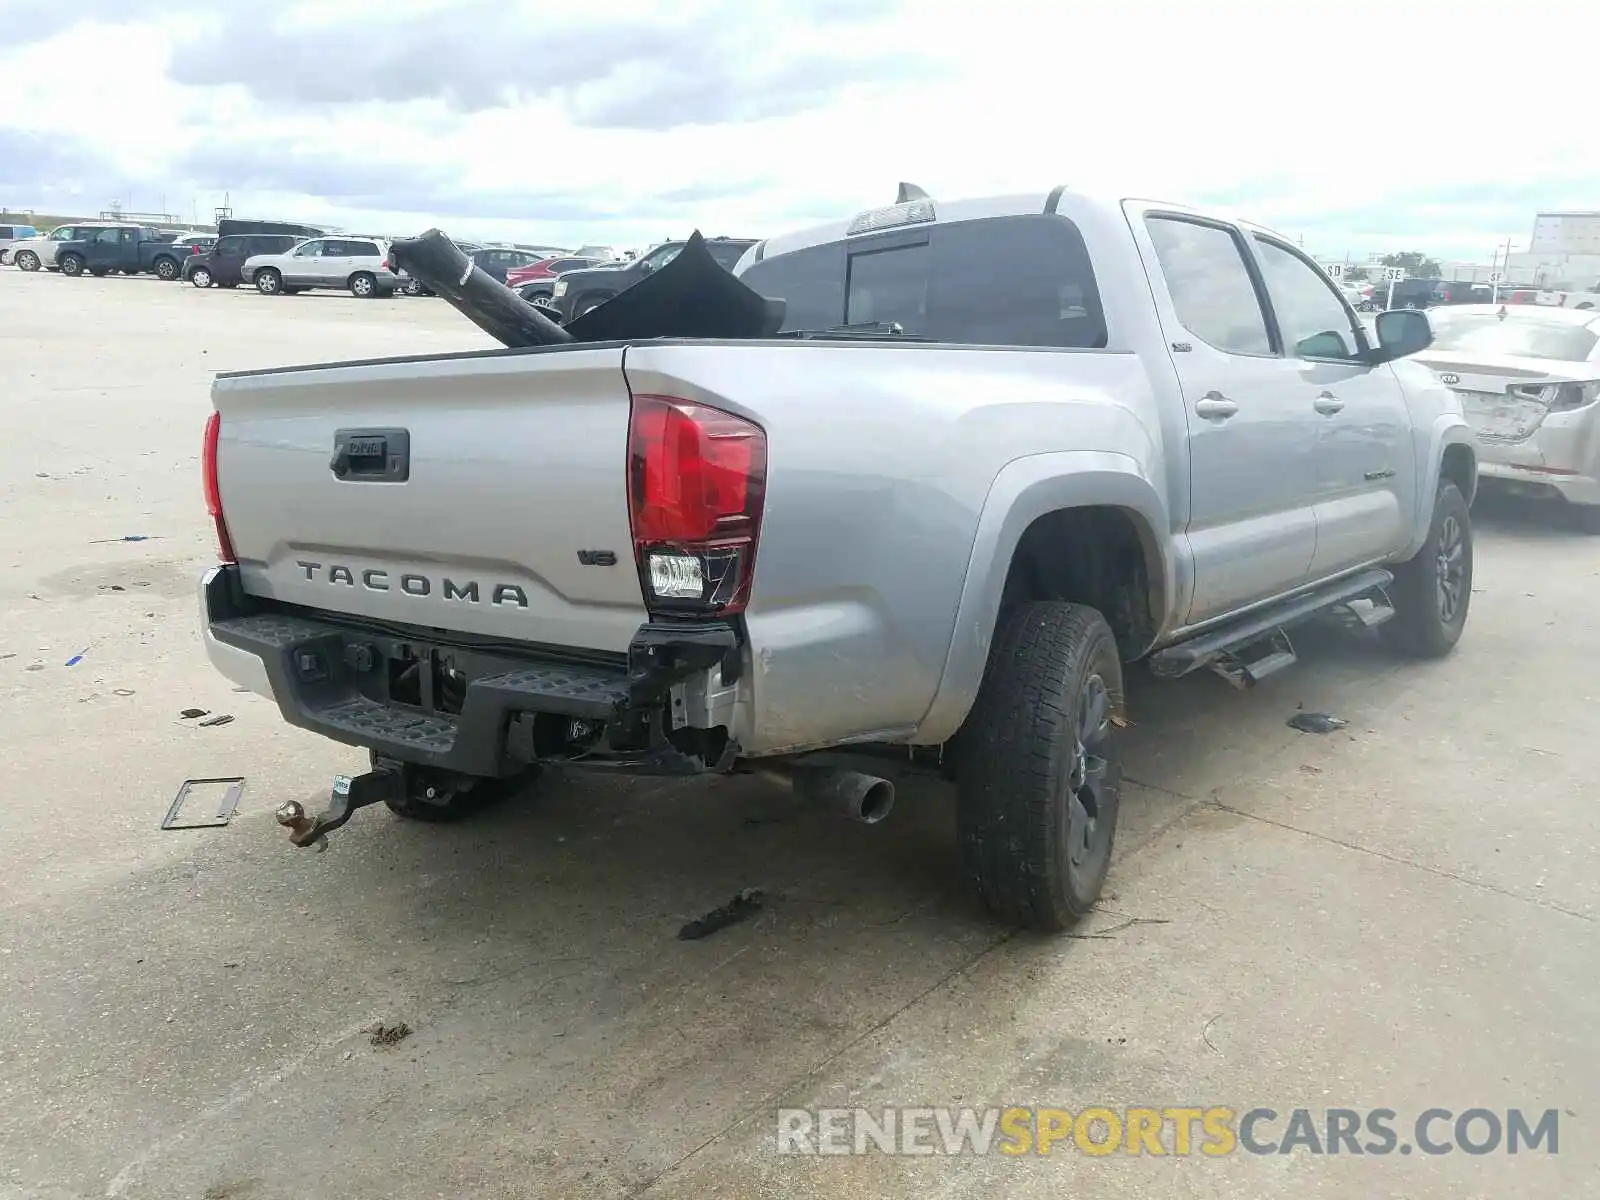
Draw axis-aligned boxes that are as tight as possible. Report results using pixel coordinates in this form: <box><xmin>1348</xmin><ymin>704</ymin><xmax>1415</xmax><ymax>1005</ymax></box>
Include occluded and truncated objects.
<box><xmin>0</xmin><ymin>268</ymin><xmax>1595</xmax><ymax>1200</ymax></box>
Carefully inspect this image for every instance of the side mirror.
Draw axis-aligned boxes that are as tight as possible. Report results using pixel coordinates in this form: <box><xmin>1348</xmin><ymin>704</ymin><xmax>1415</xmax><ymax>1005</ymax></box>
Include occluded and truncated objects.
<box><xmin>1369</xmin><ymin>308</ymin><xmax>1432</xmax><ymax>363</ymax></box>
<box><xmin>637</xmin><ymin>259</ymin><xmax>653</xmax><ymax>274</ymax></box>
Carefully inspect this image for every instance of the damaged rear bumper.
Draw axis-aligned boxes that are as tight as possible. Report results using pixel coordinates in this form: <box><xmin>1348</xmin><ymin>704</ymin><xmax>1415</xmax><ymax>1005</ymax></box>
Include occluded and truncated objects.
<box><xmin>199</xmin><ymin>566</ymin><xmax>742</xmax><ymax>777</ymax></box>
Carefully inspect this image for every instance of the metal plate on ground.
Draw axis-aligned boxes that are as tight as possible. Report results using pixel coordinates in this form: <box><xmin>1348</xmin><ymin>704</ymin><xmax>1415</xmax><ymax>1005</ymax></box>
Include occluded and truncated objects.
<box><xmin>162</xmin><ymin>776</ymin><xmax>246</xmax><ymax>830</ymax></box>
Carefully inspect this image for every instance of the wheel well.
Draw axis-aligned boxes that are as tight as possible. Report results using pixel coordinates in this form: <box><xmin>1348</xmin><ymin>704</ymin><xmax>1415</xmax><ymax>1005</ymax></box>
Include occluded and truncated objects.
<box><xmin>1440</xmin><ymin>443</ymin><xmax>1477</xmax><ymax>507</ymax></box>
<box><xmin>998</xmin><ymin>506</ymin><xmax>1163</xmax><ymax>660</ymax></box>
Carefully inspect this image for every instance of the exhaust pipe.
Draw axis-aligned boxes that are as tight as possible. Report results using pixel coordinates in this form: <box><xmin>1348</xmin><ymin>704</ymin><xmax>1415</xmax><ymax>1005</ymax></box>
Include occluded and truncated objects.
<box><xmin>757</xmin><ymin>765</ymin><xmax>896</xmax><ymax>825</ymax></box>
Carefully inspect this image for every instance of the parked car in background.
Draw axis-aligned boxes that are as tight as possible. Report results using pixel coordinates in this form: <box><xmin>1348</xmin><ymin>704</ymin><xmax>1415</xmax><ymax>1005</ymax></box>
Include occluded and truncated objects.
<box><xmin>147</xmin><ymin>234</ymin><xmax>216</xmax><ymax>280</ymax></box>
<box><xmin>244</xmin><ymin>236</ymin><xmax>401</xmax><ymax>298</ymax></box>
<box><xmin>573</xmin><ymin>244</ymin><xmax>621</xmax><ymax>261</ymax></box>
<box><xmin>184</xmin><ymin>233</ymin><xmax>300</xmax><ymax>288</ymax></box>
<box><xmin>1417</xmin><ymin>304</ymin><xmax>1600</xmax><ymax>529</ymax></box>
<box><xmin>545</xmin><ymin>236</ymin><xmax>758</xmax><ymax>321</ymax></box>
<box><xmin>0</xmin><ymin>222</ymin><xmax>39</xmax><ymax>264</ymax></box>
<box><xmin>1431</xmin><ymin>281</ymin><xmax>1493</xmax><ymax>306</ymax></box>
<box><xmin>53</xmin><ymin>225</ymin><xmax>186</xmax><ymax>278</ymax></box>
<box><xmin>8</xmin><ymin>221</ymin><xmax>145</xmax><ymax>271</ymax></box>
<box><xmin>503</xmin><ymin>254</ymin><xmax>606</xmax><ymax>303</ymax></box>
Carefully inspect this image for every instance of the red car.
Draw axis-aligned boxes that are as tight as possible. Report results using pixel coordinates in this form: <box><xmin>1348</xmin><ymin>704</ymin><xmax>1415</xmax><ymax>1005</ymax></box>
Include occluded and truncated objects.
<box><xmin>504</xmin><ymin>255</ymin><xmax>608</xmax><ymax>300</ymax></box>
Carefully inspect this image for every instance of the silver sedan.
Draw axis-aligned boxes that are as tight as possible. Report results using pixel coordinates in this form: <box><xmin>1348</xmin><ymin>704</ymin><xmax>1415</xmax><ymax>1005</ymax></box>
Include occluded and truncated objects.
<box><xmin>1415</xmin><ymin>304</ymin><xmax>1600</xmax><ymax>528</ymax></box>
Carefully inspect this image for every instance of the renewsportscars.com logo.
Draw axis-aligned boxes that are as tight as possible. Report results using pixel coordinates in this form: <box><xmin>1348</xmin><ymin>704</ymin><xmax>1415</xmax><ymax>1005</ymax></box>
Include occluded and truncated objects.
<box><xmin>776</xmin><ymin>1106</ymin><xmax>1562</xmax><ymax>1158</ymax></box>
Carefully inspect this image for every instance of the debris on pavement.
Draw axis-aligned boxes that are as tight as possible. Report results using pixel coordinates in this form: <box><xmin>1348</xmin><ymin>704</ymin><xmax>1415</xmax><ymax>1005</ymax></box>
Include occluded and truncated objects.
<box><xmin>162</xmin><ymin>777</ymin><xmax>246</xmax><ymax>830</ymax></box>
<box><xmin>64</xmin><ymin>648</ymin><xmax>89</xmax><ymax>667</ymax></box>
<box><xmin>113</xmin><ymin>688</ymin><xmax>136</xmax><ymax>696</ymax></box>
<box><xmin>90</xmin><ymin>534</ymin><xmax>160</xmax><ymax>544</ymax></box>
<box><xmin>678</xmin><ymin>888</ymin><xmax>766</xmax><ymax>940</ymax></box>
<box><xmin>180</xmin><ymin>708</ymin><xmax>209</xmax><ymax>719</ymax></box>
<box><xmin>369</xmin><ymin>1022</ymin><xmax>412</xmax><ymax>1048</ymax></box>
<box><xmin>1288</xmin><ymin>711</ymin><xmax>1347</xmax><ymax>734</ymax></box>
<box><xmin>197</xmin><ymin>714</ymin><xmax>235</xmax><ymax>728</ymax></box>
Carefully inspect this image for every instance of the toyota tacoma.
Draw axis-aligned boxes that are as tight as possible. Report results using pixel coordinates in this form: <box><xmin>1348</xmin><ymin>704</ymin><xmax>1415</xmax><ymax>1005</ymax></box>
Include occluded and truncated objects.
<box><xmin>198</xmin><ymin>185</ymin><xmax>1477</xmax><ymax>930</ymax></box>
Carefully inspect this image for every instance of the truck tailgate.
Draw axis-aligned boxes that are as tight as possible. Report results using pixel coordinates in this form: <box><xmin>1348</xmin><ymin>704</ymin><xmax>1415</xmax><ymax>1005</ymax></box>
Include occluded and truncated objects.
<box><xmin>212</xmin><ymin>347</ymin><xmax>648</xmax><ymax>654</ymax></box>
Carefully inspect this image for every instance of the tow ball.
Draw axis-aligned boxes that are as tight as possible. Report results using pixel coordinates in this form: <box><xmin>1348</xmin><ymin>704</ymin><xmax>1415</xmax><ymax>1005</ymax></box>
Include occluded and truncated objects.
<box><xmin>275</xmin><ymin>766</ymin><xmax>404</xmax><ymax>850</ymax></box>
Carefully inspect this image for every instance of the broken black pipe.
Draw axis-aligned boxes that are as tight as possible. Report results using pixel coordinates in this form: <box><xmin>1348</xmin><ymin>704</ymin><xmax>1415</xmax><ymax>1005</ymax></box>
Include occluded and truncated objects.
<box><xmin>387</xmin><ymin>229</ymin><xmax>788</xmax><ymax>349</ymax></box>
<box><xmin>387</xmin><ymin>229</ymin><xmax>573</xmax><ymax>347</ymax></box>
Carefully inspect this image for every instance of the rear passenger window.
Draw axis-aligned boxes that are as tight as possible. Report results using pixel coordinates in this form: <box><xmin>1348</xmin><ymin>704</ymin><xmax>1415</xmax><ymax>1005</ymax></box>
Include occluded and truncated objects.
<box><xmin>347</xmin><ymin>241</ymin><xmax>379</xmax><ymax>256</ymax></box>
<box><xmin>1144</xmin><ymin>217</ymin><xmax>1272</xmax><ymax>356</ymax></box>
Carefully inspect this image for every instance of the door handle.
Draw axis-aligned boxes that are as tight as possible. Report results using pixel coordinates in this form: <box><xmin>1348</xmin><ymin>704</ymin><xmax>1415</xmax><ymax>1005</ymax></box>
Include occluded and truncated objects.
<box><xmin>1314</xmin><ymin>392</ymin><xmax>1345</xmax><ymax>415</ymax></box>
<box><xmin>1194</xmin><ymin>393</ymin><xmax>1239</xmax><ymax>420</ymax></box>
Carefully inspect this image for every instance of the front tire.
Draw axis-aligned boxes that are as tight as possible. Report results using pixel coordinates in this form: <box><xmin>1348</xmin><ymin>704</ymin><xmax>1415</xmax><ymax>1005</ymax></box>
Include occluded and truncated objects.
<box><xmin>1381</xmin><ymin>480</ymin><xmax>1472</xmax><ymax>658</ymax></box>
<box><xmin>16</xmin><ymin>250</ymin><xmax>40</xmax><ymax>271</ymax></box>
<box><xmin>254</xmin><ymin>268</ymin><xmax>282</xmax><ymax>295</ymax></box>
<box><xmin>59</xmin><ymin>254</ymin><xmax>85</xmax><ymax>277</ymax></box>
<box><xmin>190</xmin><ymin>266</ymin><xmax>213</xmax><ymax>288</ymax></box>
<box><xmin>348</xmin><ymin>272</ymin><xmax>377</xmax><ymax>298</ymax></box>
<box><xmin>957</xmin><ymin>602</ymin><xmax>1124</xmax><ymax>931</ymax></box>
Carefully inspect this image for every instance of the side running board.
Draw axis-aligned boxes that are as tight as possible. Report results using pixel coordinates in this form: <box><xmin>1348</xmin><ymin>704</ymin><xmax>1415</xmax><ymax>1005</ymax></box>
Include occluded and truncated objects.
<box><xmin>1150</xmin><ymin>568</ymin><xmax>1394</xmax><ymax>687</ymax></box>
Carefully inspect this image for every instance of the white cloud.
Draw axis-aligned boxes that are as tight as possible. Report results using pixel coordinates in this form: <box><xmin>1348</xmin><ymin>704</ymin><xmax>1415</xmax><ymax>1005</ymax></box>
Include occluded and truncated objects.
<box><xmin>1</xmin><ymin>0</ymin><xmax>1595</xmax><ymax>259</ymax></box>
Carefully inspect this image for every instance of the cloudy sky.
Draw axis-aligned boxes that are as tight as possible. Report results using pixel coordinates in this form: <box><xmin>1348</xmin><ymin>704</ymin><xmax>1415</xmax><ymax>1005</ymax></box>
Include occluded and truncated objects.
<box><xmin>1</xmin><ymin>0</ymin><xmax>1595</xmax><ymax>261</ymax></box>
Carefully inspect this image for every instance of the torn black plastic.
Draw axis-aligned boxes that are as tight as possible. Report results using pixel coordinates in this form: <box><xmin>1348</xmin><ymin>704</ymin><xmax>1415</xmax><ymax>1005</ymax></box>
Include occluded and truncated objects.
<box><xmin>388</xmin><ymin>229</ymin><xmax>786</xmax><ymax>348</ymax></box>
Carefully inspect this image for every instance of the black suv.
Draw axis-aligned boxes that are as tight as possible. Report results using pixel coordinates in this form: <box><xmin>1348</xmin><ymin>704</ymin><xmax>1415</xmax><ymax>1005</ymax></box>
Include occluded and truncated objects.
<box><xmin>544</xmin><ymin>237</ymin><xmax>757</xmax><ymax>322</ymax></box>
<box><xmin>184</xmin><ymin>233</ymin><xmax>300</xmax><ymax>289</ymax></box>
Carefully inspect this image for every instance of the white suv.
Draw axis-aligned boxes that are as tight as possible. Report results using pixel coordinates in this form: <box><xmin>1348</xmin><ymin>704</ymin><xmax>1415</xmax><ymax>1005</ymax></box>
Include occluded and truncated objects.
<box><xmin>243</xmin><ymin>236</ymin><xmax>401</xmax><ymax>298</ymax></box>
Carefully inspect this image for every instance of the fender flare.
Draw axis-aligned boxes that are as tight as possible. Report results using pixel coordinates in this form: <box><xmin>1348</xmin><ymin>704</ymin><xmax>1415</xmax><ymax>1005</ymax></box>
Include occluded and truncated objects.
<box><xmin>913</xmin><ymin>451</ymin><xmax>1172</xmax><ymax>745</ymax></box>
<box><xmin>1401</xmin><ymin>415</ymin><xmax>1477</xmax><ymax>559</ymax></box>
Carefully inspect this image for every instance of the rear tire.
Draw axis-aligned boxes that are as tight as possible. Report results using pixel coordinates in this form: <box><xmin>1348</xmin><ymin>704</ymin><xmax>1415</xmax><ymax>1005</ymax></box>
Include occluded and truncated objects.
<box><xmin>254</xmin><ymin>268</ymin><xmax>282</xmax><ymax>295</ymax></box>
<box><xmin>59</xmin><ymin>254</ymin><xmax>85</xmax><ymax>277</ymax></box>
<box><xmin>154</xmin><ymin>257</ymin><xmax>180</xmax><ymax>280</ymax></box>
<box><xmin>956</xmin><ymin>602</ymin><xmax>1124</xmax><ymax>931</ymax></box>
<box><xmin>16</xmin><ymin>250</ymin><xmax>40</xmax><ymax>271</ymax></box>
<box><xmin>1381</xmin><ymin>480</ymin><xmax>1472</xmax><ymax>658</ymax></box>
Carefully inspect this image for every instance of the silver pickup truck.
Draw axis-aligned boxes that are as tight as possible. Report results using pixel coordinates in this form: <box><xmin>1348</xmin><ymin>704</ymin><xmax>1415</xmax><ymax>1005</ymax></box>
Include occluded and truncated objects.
<box><xmin>198</xmin><ymin>186</ymin><xmax>1478</xmax><ymax>931</ymax></box>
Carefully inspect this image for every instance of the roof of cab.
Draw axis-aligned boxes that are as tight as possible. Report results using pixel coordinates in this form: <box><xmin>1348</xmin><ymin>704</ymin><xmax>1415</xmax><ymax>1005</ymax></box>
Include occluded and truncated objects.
<box><xmin>743</xmin><ymin>185</ymin><xmax>1292</xmax><ymax>267</ymax></box>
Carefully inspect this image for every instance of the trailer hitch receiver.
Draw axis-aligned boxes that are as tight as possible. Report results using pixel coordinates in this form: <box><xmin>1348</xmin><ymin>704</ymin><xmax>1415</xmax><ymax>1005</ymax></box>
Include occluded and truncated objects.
<box><xmin>275</xmin><ymin>766</ymin><xmax>403</xmax><ymax>850</ymax></box>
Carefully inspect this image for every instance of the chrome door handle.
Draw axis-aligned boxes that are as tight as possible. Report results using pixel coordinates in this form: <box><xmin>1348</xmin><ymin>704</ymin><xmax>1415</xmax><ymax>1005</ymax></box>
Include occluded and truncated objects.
<box><xmin>1194</xmin><ymin>394</ymin><xmax>1239</xmax><ymax>420</ymax></box>
<box><xmin>1314</xmin><ymin>392</ymin><xmax>1345</xmax><ymax>415</ymax></box>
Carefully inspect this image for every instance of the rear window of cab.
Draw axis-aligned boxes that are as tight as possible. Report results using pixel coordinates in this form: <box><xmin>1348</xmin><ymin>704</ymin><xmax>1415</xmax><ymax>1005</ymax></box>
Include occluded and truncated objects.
<box><xmin>738</xmin><ymin>214</ymin><xmax>1107</xmax><ymax>349</ymax></box>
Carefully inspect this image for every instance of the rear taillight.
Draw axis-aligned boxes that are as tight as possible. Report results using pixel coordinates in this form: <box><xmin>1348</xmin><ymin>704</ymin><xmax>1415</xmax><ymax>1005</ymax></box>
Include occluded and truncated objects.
<box><xmin>202</xmin><ymin>411</ymin><xmax>236</xmax><ymax>563</ymax></box>
<box><xmin>1550</xmin><ymin>381</ymin><xmax>1600</xmax><ymax>412</ymax></box>
<box><xmin>627</xmin><ymin>394</ymin><xmax>766</xmax><ymax>615</ymax></box>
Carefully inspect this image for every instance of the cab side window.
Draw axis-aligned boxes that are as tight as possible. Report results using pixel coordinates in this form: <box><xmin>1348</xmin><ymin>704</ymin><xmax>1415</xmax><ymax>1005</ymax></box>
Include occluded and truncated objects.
<box><xmin>1252</xmin><ymin>237</ymin><xmax>1365</xmax><ymax>361</ymax></box>
<box><xmin>1145</xmin><ymin>217</ymin><xmax>1273</xmax><ymax>356</ymax></box>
